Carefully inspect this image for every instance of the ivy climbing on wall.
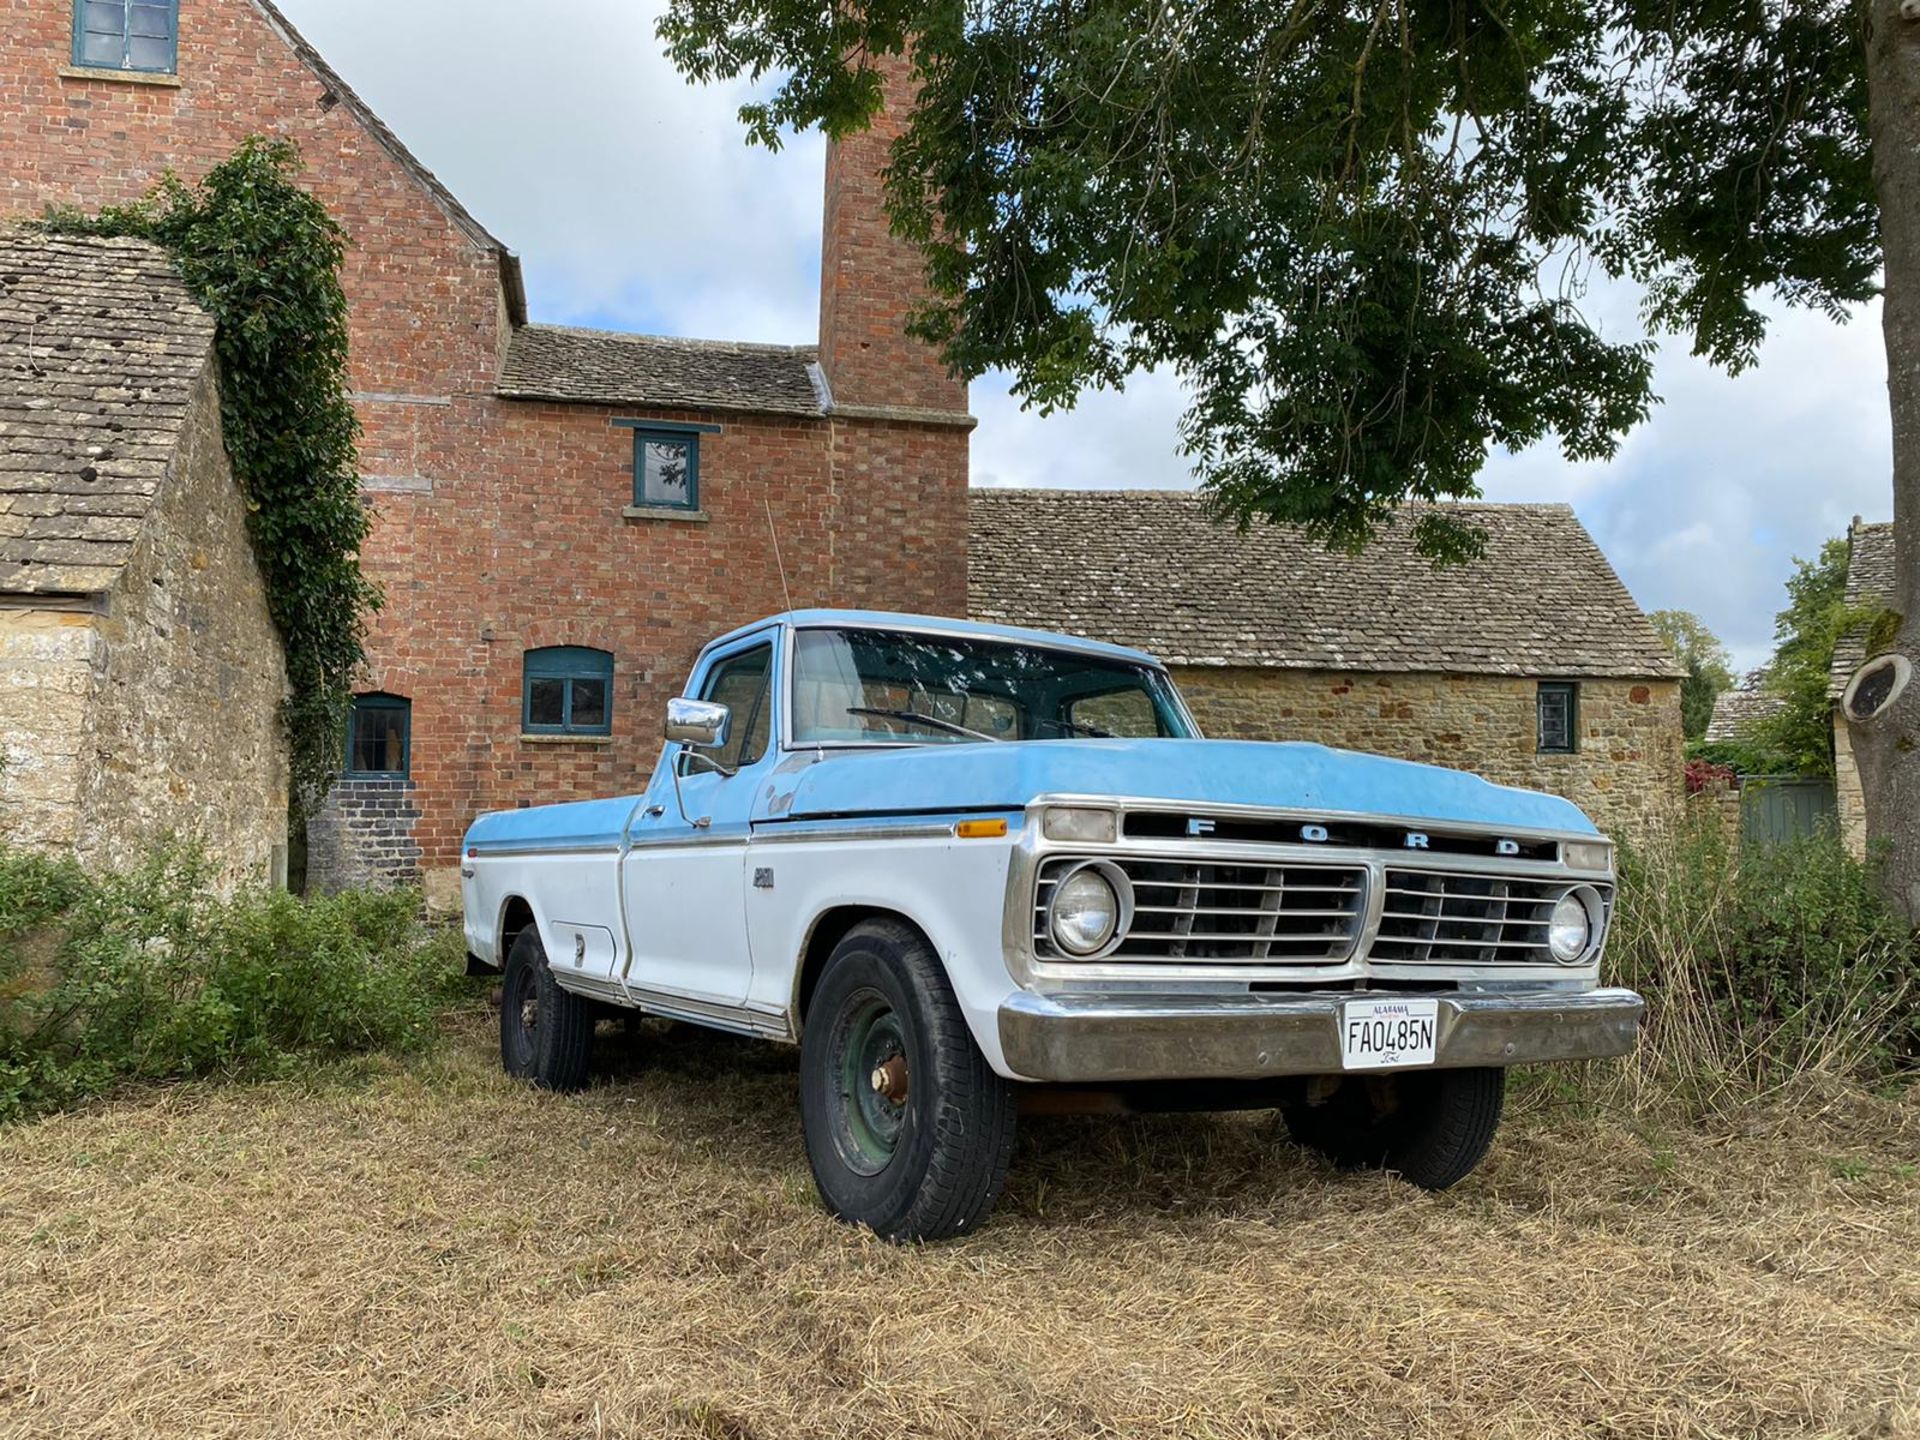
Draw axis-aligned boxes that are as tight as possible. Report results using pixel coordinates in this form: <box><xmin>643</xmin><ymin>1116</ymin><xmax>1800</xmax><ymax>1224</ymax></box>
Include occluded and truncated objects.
<box><xmin>44</xmin><ymin>137</ymin><xmax>380</xmax><ymax>816</ymax></box>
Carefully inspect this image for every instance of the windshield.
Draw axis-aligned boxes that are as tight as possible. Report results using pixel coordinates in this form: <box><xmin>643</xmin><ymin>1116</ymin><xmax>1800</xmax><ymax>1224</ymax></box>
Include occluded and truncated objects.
<box><xmin>790</xmin><ymin>627</ymin><xmax>1195</xmax><ymax>746</ymax></box>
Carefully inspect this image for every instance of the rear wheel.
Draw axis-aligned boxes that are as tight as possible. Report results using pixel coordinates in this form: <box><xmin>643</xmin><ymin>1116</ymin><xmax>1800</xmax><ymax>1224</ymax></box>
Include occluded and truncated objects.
<box><xmin>1282</xmin><ymin>1067</ymin><xmax>1505</xmax><ymax>1190</ymax></box>
<box><xmin>498</xmin><ymin>927</ymin><xmax>593</xmax><ymax>1092</ymax></box>
<box><xmin>799</xmin><ymin>919</ymin><xmax>1017</xmax><ymax>1241</ymax></box>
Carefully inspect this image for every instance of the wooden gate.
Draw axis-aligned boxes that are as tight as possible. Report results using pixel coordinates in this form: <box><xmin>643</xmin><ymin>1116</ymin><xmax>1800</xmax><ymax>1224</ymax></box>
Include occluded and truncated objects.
<box><xmin>1739</xmin><ymin>775</ymin><xmax>1837</xmax><ymax>849</ymax></box>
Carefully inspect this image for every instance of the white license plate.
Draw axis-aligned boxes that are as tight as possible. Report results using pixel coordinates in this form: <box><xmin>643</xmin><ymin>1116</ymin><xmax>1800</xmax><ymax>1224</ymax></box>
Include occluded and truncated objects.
<box><xmin>1340</xmin><ymin>998</ymin><xmax>1439</xmax><ymax>1070</ymax></box>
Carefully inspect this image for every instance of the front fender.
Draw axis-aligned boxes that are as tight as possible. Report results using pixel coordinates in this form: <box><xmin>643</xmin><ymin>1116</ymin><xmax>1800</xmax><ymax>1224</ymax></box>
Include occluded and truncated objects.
<box><xmin>744</xmin><ymin>817</ymin><xmax>1025</xmax><ymax>1074</ymax></box>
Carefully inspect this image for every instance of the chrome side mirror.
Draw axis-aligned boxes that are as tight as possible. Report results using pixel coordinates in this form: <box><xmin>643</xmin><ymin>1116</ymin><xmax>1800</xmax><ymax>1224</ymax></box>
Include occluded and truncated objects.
<box><xmin>665</xmin><ymin>696</ymin><xmax>730</xmax><ymax>749</ymax></box>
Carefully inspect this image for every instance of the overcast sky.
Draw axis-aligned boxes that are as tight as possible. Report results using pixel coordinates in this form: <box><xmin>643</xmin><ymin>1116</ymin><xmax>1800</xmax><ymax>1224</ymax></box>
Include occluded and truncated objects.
<box><xmin>279</xmin><ymin>0</ymin><xmax>1894</xmax><ymax>672</ymax></box>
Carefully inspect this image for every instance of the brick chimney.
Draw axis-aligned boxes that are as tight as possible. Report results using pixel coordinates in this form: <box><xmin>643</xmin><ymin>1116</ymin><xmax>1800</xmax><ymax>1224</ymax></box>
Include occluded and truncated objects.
<box><xmin>818</xmin><ymin>52</ymin><xmax>968</xmax><ymax>417</ymax></box>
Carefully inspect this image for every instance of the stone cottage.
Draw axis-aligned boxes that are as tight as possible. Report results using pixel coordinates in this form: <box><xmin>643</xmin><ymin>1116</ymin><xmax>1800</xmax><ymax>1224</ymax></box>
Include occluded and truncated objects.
<box><xmin>1829</xmin><ymin>516</ymin><xmax>1897</xmax><ymax>857</ymax></box>
<box><xmin>1704</xmin><ymin>668</ymin><xmax>1781</xmax><ymax>744</ymax></box>
<box><xmin>969</xmin><ymin>490</ymin><xmax>1685</xmax><ymax>840</ymax></box>
<box><xmin>0</xmin><ymin>229</ymin><xmax>288</xmax><ymax>881</ymax></box>
<box><xmin>0</xmin><ymin>0</ymin><xmax>970</xmax><ymax>903</ymax></box>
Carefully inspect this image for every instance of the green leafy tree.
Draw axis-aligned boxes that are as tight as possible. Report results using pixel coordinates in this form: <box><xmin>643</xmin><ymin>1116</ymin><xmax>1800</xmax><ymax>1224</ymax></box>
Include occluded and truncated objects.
<box><xmin>1748</xmin><ymin>539</ymin><xmax>1858</xmax><ymax>777</ymax></box>
<box><xmin>44</xmin><ymin>138</ymin><xmax>379</xmax><ymax>815</ymax></box>
<box><xmin>660</xmin><ymin>0</ymin><xmax>1920</xmax><ymax>920</ymax></box>
<box><xmin>1649</xmin><ymin>610</ymin><xmax>1735</xmax><ymax>742</ymax></box>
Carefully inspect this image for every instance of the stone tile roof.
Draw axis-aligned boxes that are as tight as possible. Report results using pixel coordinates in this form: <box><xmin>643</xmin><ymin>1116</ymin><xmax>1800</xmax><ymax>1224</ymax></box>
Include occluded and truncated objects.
<box><xmin>969</xmin><ymin>489</ymin><xmax>1684</xmax><ymax>678</ymax></box>
<box><xmin>0</xmin><ymin>231</ymin><xmax>215</xmax><ymax>595</ymax></box>
<box><xmin>496</xmin><ymin>324</ymin><xmax>825</xmax><ymax>418</ymax></box>
<box><xmin>1828</xmin><ymin>520</ymin><xmax>1898</xmax><ymax>699</ymax></box>
<box><xmin>251</xmin><ymin>0</ymin><xmax>525</xmax><ymax>323</ymax></box>
<box><xmin>1706</xmin><ymin>670</ymin><xmax>1784</xmax><ymax>742</ymax></box>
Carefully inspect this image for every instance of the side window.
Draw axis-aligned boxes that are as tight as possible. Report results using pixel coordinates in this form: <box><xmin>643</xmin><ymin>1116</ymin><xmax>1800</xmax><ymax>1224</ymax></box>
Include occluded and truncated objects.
<box><xmin>1537</xmin><ymin>681</ymin><xmax>1578</xmax><ymax>754</ymax></box>
<box><xmin>699</xmin><ymin>644</ymin><xmax>773</xmax><ymax>771</ymax></box>
<box><xmin>345</xmin><ymin>694</ymin><xmax>410</xmax><ymax>778</ymax></box>
<box><xmin>74</xmin><ymin>0</ymin><xmax>178</xmax><ymax>74</ymax></box>
<box><xmin>1068</xmin><ymin>687</ymin><xmax>1163</xmax><ymax>738</ymax></box>
<box><xmin>524</xmin><ymin>647</ymin><xmax>613</xmax><ymax>736</ymax></box>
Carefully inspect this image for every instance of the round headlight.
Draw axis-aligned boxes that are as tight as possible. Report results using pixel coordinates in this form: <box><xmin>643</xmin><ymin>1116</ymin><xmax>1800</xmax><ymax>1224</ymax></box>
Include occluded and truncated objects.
<box><xmin>1548</xmin><ymin>887</ymin><xmax>1598</xmax><ymax>964</ymax></box>
<box><xmin>1048</xmin><ymin>865</ymin><xmax>1124</xmax><ymax>957</ymax></box>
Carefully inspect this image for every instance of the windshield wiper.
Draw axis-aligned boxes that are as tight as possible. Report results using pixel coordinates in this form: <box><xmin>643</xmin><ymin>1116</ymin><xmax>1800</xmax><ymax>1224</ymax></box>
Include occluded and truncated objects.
<box><xmin>845</xmin><ymin>706</ymin><xmax>1003</xmax><ymax>742</ymax></box>
<box><xmin>1034</xmin><ymin>717</ymin><xmax>1115</xmax><ymax>739</ymax></box>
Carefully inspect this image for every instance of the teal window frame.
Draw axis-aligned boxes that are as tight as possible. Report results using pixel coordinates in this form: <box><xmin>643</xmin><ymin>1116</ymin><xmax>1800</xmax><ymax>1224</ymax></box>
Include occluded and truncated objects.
<box><xmin>616</xmin><ymin>418</ymin><xmax>720</xmax><ymax>512</ymax></box>
<box><xmin>1536</xmin><ymin>681</ymin><xmax>1578</xmax><ymax>754</ymax></box>
<box><xmin>523</xmin><ymin>646</ymin><xmax>615</xmax><ymax>736</ymax></box>
<box><xmin>72</xmin><ymin>0</ymin><xmax>179</xmax><ymax>74</ymax></box>
<box><xmin>344</xmin><ymin>693</ymin><xmax>411</xmax><ymax>779</ymax></box>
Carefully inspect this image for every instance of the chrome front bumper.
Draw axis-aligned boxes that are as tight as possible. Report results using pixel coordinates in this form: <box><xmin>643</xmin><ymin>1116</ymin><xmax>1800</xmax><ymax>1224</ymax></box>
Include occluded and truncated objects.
<box><xmin>998</xmin><ymin>986</ymin><xmax>1644</xmax><ymax>1084</ymax></box>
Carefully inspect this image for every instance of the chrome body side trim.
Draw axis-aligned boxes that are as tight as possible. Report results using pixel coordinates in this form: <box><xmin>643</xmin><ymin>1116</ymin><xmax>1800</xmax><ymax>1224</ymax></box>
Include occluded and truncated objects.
<box><xmin>470</xmin><ymin>842</ymin><xmax>622</xmax><ymax>859</ymax></box>
<box><xmin>998</xmin><ymin>986</ymin><xmax>1645</xmax><ymax>1083</ymax></box>
<box><xmin>622</xmin><ymin>822</ymin><xmax>755</xmax><ymax>852</ymax></box>
<box><xmin>750</xmin><ymin>816</ymin><xmax>1003</xmax><ymax>845</ymax></box>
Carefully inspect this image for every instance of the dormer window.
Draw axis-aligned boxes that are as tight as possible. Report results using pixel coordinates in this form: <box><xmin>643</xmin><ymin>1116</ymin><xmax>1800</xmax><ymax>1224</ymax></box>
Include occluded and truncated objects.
<box><xmin>73</xmin><ymin>0</ymin><xmax>178</xmax><ymax>75</ymax></box>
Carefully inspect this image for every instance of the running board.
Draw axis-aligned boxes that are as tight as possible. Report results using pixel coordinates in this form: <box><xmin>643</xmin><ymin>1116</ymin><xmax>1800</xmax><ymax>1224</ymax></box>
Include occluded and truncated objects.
<box><xmin>552</xmin><ymin>969</ymin><xmax>793</xmax><ymax>1042</ymax></box>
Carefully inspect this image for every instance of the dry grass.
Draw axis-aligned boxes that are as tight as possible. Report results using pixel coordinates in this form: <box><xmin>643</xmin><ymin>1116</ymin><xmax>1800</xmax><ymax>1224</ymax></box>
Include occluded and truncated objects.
<box><xmin>3</xmin><ymin>1010</ymin><xmax>1917</xmax><ymax>1440</ymax></box>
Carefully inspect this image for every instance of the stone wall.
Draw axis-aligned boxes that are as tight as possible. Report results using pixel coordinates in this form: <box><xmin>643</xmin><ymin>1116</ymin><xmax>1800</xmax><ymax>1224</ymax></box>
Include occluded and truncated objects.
<box><xmin>1172</xmin><ymin>666</ymin><xmax>1685</xmax><ymax>841</ymax></box>
<box><xmin>0</xmin><ymin>603</ymin><xmax>100</xmax><ymax>848</ymax></box>
<box><xmin>70</xmin><ymin>360</ymin><xmax>289</xmax><ymax>884</ymax></box>
<box><xmin>1833</xmin><ymin>712</ymin><xmax>1868</xmax><ymax>859</ymax></box>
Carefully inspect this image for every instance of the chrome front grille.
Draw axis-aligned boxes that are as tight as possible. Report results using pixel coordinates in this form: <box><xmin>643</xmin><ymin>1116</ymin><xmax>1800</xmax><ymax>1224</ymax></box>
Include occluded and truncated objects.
<box><xmin>1370</xmin><ymin>869</ymin><xmax>1610</xmax><ymax>965</ymax></box>
<box><xmin>1034</xmin><ymin>857</ymin><xmax>1367</xmax><ymax>964</ymax></box>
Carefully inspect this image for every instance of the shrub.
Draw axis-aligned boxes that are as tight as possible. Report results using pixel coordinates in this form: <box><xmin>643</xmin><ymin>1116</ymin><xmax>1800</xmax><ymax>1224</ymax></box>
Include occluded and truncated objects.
<box><xmin>1683</xmin><ymin>757</ymin><xmax>1737</xmax><ymax>794</ymax></box>
<box><xmin>1606</xmin><ymin>811</ymin><xmax>1918</xmax><ymax>1105</ymax></box>
<box><xmin>0</xmin><ymin>845</ymin><xmax>470</xmax><ymax>1123</ymax></box>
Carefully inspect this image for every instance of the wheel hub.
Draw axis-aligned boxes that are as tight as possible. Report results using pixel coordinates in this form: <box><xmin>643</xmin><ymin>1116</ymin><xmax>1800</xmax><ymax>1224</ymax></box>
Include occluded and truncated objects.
<box><xmin>869</xmin><ymin>1054</ymin><xmax>910</xmax><ymax>1106</ymax></box>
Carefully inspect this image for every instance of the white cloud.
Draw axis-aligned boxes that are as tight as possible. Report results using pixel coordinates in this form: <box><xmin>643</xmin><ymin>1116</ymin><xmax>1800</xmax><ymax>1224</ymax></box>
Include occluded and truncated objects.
<box><xmin>278</xmin><ymin>0</ymin><xmax>824</xmax><ymax>341</ymax></box>
<box><xmin>278</xmin><ymin>0</ymin><xmax>1894</xmax><ymax>671</ymax></box>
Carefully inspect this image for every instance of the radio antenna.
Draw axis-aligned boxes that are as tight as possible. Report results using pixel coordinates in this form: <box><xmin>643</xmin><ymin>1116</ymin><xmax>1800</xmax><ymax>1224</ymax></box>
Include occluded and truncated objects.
<box><xmin>764</xmin><ymin>497</ymin><xmax>795</xmax><ymax>616</ymax></box>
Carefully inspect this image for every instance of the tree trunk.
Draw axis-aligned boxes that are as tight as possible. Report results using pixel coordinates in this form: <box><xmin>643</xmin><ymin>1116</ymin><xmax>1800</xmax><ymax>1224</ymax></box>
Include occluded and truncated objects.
<box><xmin>1859</xmin><ymin>0</ymin><xmax>1920</xmax><ymax>926</ymax></box>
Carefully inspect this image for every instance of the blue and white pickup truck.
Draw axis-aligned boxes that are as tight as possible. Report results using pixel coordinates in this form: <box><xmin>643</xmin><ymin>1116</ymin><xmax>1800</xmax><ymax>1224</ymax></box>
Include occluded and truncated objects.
<box><xmin>463</xmin><ymin>610</ymin><xmax>1641</xmax><ymax>1240</ymax></box>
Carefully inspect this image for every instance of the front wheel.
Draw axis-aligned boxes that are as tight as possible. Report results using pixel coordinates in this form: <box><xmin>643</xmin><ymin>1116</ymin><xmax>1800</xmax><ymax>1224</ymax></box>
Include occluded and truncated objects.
<box><xmin>799</xmin><ymin>920</ymin><xmax>1017</xmax><ymax>1241</ymax></box>
<box><xmin>1282</xmin><ymin>1066</ymin><xmax>1505</xmax><ymax>1190</ymax></box>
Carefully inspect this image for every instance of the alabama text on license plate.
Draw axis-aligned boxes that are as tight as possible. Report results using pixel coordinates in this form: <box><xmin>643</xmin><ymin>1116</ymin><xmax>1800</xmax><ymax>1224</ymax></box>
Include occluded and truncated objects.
<box><xmin>1340</xmin><ymin>997</ymin><xmax>1440</xmax><ymax>1070</ymax></box>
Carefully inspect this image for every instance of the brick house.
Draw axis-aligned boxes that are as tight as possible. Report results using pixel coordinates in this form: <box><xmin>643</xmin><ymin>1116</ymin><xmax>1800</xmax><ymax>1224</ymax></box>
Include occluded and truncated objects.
<box><xmin>0</xmin><ymin>230</ymin><xmax>288</xmax><ymax>881</ymax></box>
<box><xmin>970</xmin><ymin>490</ymin><xmax>1685</xmax><ymax>839</ymax></box>
<box><xmin>0</xmin><ymin>0</ymin><xmax>970</xmax><ymax>902</ymax></box>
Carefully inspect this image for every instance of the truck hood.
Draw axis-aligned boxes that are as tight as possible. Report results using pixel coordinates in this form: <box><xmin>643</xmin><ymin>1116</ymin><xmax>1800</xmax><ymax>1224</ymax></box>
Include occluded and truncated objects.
<box><xmin>765</xmin><ymin>738</ymin><xmax>1598</xmax><ymax>836</ymax></box>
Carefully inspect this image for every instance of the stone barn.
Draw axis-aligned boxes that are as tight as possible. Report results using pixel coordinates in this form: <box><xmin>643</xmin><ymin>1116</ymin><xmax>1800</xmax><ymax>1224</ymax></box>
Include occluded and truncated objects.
<box><xmin>0</xmin><ymin>230</ymin><xmax>288</xmax><ymax>882</ymax></box>
<box><xmin>970</xmin><ymin>489</ymin><xmax>1685</xmax><ymax>842</ymax></box>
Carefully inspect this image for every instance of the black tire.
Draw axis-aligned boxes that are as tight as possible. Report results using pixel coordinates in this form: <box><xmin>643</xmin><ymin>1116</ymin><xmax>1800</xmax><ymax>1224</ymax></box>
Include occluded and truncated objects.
<box><xmin>498</xmin><ymin>927</ymin><xmax>594</xmax><ymax>1093</ymax></box>
<box><xmin>1282</xmin><ymin>1067</ymin><xmax>1505</xmax><ymax>1190</ymax></box>
<box><xmin>799</xmin><ymin>919</ymin><xmax>1017</xmax><ymax>1242</ymax></box>
<box><xmin>499</xmin><ymin>930</ymin><xmax>541</xmax><ymax>1080</ymax></box>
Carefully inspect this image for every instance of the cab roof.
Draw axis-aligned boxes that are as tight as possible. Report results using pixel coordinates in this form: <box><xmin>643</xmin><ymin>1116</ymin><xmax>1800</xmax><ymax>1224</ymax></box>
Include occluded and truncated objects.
<box><xmin>703</xmin><ymin>609</ymin><xmax>1165</xmax><ymax>668</ymax></box>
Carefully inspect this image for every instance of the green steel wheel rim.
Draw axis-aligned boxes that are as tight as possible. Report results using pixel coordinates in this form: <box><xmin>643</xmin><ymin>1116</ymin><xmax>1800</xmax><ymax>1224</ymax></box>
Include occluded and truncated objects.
<box><xmin>827</xmin><ymin>987</ymin><xmax>910</xmax><ymax>1177</ymax></box>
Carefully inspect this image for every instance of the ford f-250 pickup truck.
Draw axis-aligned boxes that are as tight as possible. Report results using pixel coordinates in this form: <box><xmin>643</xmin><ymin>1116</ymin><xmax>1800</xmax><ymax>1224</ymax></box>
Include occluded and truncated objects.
<box><xmin>463</xmin><ymin>610</ymin><xmax>1642</xmax><ymax>1241</ymax></box>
